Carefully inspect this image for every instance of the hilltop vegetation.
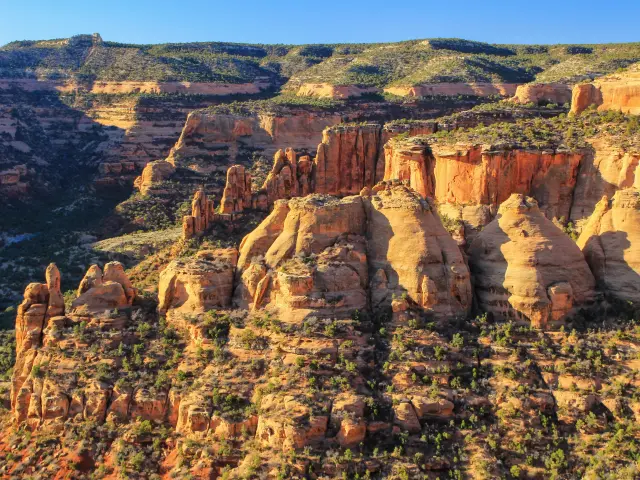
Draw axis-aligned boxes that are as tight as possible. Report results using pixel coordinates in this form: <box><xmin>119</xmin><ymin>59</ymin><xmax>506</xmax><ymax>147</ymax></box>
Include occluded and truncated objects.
<box><xmin>2</xmin><ymin>34</ymin><xmax>640</xmax><ymax>89</ymax></box>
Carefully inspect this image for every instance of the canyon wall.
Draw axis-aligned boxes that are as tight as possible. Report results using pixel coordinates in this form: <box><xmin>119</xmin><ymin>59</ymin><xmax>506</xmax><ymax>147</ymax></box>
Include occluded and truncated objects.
<box><xmin>570</xmin><ymin>65</ymin><xmax>640</xmax><ymax>115</ymax></box>
<box><xmin>383</xmin><ymin>136</ymin><xmax>640</xmax><ymax>232</ymax></box>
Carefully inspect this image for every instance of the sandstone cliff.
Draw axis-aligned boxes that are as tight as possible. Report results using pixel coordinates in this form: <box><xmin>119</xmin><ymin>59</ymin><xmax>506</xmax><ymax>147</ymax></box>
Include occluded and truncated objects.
<box><xmin>512</xmin><ymin>83</ymin><xmax>572</xmax><ymax>105</ymax></box>
<box><xmin>570</xmin><ymin>64</ymin><xmax>640</xmax><ymax>115</ymax></box>
<box><xmin>468</xmin><ymin>195</ymin><xmax>596</xmax><ymax>328</ymax></box>
<box><xmin>577</xmin><ymin>189</ymin><xmax>640</xmax><ymax>303</ymax></box>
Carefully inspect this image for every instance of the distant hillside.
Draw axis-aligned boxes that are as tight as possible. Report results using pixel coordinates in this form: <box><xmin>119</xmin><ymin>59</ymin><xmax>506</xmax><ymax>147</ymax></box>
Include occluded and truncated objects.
<box><xmin>2</xmin><ymin>34</ymin><xmax>640</xmax><ymax>88</ymax></box>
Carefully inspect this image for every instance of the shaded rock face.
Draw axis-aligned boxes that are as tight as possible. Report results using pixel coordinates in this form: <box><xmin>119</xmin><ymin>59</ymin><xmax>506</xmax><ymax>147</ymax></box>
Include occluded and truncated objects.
<box><xmin>571</xmin><ymin>65</ymin><xmax>640</xmax><ymax>115</ymax></box>
<box><xmin>234</xmin><ymin>183</ymin><xmax>472</xmax><ymax>322</ymax></box>
<box><xmin>12</xmin><ymin>263</ymin><xmax>64</xmax><ymax>417</ymax></box>
<box><xmin>234</xmin><ymin>195</ymin><xmax>369</xmax><ymax>322</ymax></box>
<box><xmin>167</xmin><ymin>110</ymin><xmax>343</xmax><ymax>173</ymax></box>
<box><xmin>512</xmin><ymin>83</ymin><xmax>572</xmax><ymax>105</ymax></box>
<box><xmin>220</xmin><ymin>165</ymin><xmax>252</xmax><ymax>214</ymax></box>
<box><xmin>262</xmin><ymin>148</ymin><xmax>313</xmax><ymax>206</ymax></box>
<box><xmin>182</xmin><ymin>189</ymin><xmax>216</xmax><ymax>240</ymax></box>
<box><xmin>11</xmin><ymin>262</ymin><xmax>138</xmax><ymax>427</ymax></box>
<box><xmin>365</xmin><ymin>182</ymin><xmax>472</xmax><ymax>318</ymax></box>
<box><xmin>569</xmin><ymin>137</ymin><xmax>640</xmax><ymax>221</ymax></box>
<box><xmin>158</xmin><ymin>248</ymin><xmax>239</xmax><ymax>316</ymax></box>
<box><xmin>314</xmin><ymin>122</ymin><xmax>436</xmax><ymax>197</ymax></box>
<box><xmin>577</xmin><ymin>189</ymin><xmax>640</xmax><ymax>302</ymax></box>
<box><xmin>468</xmin><ymin>194</ymin><xmax>596</xmax><ymax>328</ymax></box>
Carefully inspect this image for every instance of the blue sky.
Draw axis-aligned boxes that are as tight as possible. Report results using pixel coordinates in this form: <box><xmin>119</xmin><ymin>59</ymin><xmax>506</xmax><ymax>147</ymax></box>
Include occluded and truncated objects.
<box><xmin>1</xmin><ymin>0</ymin><xmax>639</xmax><ymax>46</ymax></box>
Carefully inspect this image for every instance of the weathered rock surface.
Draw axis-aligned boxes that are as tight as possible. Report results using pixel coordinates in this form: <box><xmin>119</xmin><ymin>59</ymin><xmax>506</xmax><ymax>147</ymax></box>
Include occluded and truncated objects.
<box><xmin>182</xmin><ymin>189</ymin><xmax>216</xmax><ymax>240</ymax></box>
<box><xmin>384</xmin><ymin>138</ymin><xmax>584</xmax><ymax>226</ymax></box>
<box><xmin>262</xmin><ymin>148</ymin><xmax>312</xmax><ymax>206</ymax></box>
<box><xmin>158</xmin><ymin>248</ymin><xmax>239</xmax><ymax>316</ymax></box>
<box><xmin>235</xmin><ymin>182</ymin><xmax>471</xmax><ymax>322</ymax></box>
<box><xmin>234</xmin><ymin>195</ymin><xmax>368</xmax><ymax>321</ymax></box>
<box><xmin>134</xmin><ymin>160</ymin><xmax>176</xmax><ymax>196</ymax></box>
<box><xmin>571</xmin><ymin>64</ymin><xmax>640</xmax><ymax>115</ymax></box>
<box><xmin>314</xmin><ymin>122</ymin><xmax>436</xmax><ymax>197</ymax></box>
<box><xmin>512</xmin><ymin>83</ymin><xmax>572</xmax><ymax>105</ymax></box>
<box><xmin>384</xmin><ymin>83</ymin><xmax>519</xmax><ymax>98</ymax></box>
<box><xmin>569</xmin><ymin>137</ymin><xmax>640</xmax><ymax>221</ymax></box>
<box><xmin>468</xmin><ymin>194</ymin><xmax>596</xmax><ymax>328</ymax></box>
<box><xmin>220</xmin><ymin>165</ymin><xmax>253</xmax><ymax>214</ymax></box>
<box><xmin>577</xmin><ymin>189</ymin><xmax>640</xmax><ymax>302</ymax></box>
<box><xmin>72</xmin><ymin>262</ymin><xmax>135</xmax><ymax>317</ymax></box>
<box><xmin>365</xmin><ymin>182</ymin><xmax>472</xmax><ymax>319</ymax></box>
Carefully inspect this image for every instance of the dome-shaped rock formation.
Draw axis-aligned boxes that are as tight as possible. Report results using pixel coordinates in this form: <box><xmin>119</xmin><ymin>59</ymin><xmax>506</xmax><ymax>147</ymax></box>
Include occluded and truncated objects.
<box><xmin>468</xmin><ymin>194</ymin><xmax>596</xmax><ymax>328</ymax></box>
<box><xmin>577</xmin><ymin>189</ymin><xmax>640</xmax><ymax>303</ymax></box>
<box><xmin>234</xmin><ymin>182</ymin><xmax>471</xmax><ymax>322</ymax></box>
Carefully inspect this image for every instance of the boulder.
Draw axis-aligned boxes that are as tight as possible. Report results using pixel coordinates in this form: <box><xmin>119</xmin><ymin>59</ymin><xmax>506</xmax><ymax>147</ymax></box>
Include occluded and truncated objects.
<box><xmin>134</xmin><ymin>160</ymin><xmax>175</xmax><ymax>195</ymax></box>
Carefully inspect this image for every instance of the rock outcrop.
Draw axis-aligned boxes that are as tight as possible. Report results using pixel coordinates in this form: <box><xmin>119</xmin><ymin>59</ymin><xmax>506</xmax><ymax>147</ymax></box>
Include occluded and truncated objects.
<box><xmin>577</xmin><ymin>189</ymin><xmax>640</xmax><ymax>302</ymax></box>
<box><xmin>12</xmin><ymin>264</ymin><xmax>64</xmax><ymax>416</ymax></box>
<box><xmin>134</xmin><ymin>160</ymin><xmax>176</xmax><ymax>196</ymax></box>
<box><xmin>262</xmin><ymin>148</ymin><xmax>312</xmax><ymax>206</ymax></box>
<box><xmin>569</xmin><ymin>137</ymin><xmax>640</xmax><ymax>221</ymax></box>
<box><xmin>570</xmin><ymin>64</ymin><xmax>640</xmax><ymax>115</ymax></box>
<box><xmin>296</xmin><ymin>83</ymin><xmax>380</xmax><ymax>99</ymax></box>
<box><xmin>234</xmin><ymin>182</ymin><xmax>471</xmax><ymax>322</ymax></box>
<box><xmin>468</xmin><ymin>194</ymin><xmax>596</xmax><ymax>328</ymax></box>
<box><xmin>71</xmin><ymin>262</ymin><xmax>135</xmax><ymax>319</ymax></box>
<box><xmin>220</xmin><ymin>165</ymin><xmax>253</xmax><ymax>214</ymax></box>
<box><xmin>314</xmin><ymin>122</ymin><xmax>436</xmax><ymax>197</ymax></box>
<box><xmin>384</xmin><ymin>138</ymin><xmax>584</xmax><ymax>227</ymax></box>
<box><xmin>384</xmin><ymin>83</ymin><xmax>519</xmax><ymax>98</ymax></box>
<box><xmin>182</xmin><ymin>190</ymin><xmax>216</xmax><ymax>240</ymax></box>
<box><xmin>365</xmin><ymin>182</ymin><xmax>472</xmax><ymax>318</ymax></box>
<box><xmin>512</xmin><ymin>83</ymin><xmax>573</xmax><ymax>105</ymax></box>
<box><xmin>158</xmin><ymin>248</ymin><xmax>239</xmax><ymax>316</ymax></box>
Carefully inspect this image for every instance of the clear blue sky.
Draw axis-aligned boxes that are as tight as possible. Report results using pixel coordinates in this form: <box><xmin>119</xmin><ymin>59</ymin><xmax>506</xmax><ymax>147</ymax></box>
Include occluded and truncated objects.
<box><xmin>1</xmin><ymin>0</ymin><xmax>640</xmax><ymax>47</ymax></box>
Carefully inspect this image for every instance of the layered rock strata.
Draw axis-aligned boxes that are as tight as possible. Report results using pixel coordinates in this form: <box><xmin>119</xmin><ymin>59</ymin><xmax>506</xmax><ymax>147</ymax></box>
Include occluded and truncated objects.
<box><xmin>512</xmin><ymin>83</ymin><xmax>573</xmax><ymax>105</ymax></box>
<box><xmin>11</xmin><ymin>262</ymin><xmax>136</xmax><ymax>426</ymax></box>
<box><xmin>577</xmin><ymin>189</ymin><xmax>640</xmax><ymax>303</ymax></box>
<box><xmin>233</xmin><ymin>182</ymin><xmax>472</xmax><ymax>322</ymax></box>
<box><xmin>468</xmin><ymin>195</ymin><xmax>596</xmax><ymax>328</ymax></box>
<box><xmin>571</xmin><ymin>64</ymin><xmax>640</xmax><ymax>115</ymax></box>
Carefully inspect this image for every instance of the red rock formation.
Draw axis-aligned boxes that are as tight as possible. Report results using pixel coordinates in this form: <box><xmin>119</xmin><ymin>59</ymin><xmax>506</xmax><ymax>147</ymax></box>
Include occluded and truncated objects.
<box><xmin>134</xmin><ymin>160</ymin><xmax>176</xmax><ymax>195</ymax></box>
<box><xmin>569</xmin><ymin>137</ymin><xmax>640</xmax><ymax>221</ymax></box>
<box><xmin>512</xmin><ymin>83</ymin><xmax>573</xmax><ymax>105</ymax></box>
<box><xmin>11</xmin><ymin>264</ymin><xmax>64</xmax><ymax>422</ymax></box>
<box><xmin>577</xmin><ymin>189</ymin><xmax>640</xmax><ymax>303</ymax></box>
<box><xmin>296</xmin><ymin>83</ymin><xmax>380</xmax><ymax>99</ymax></box>
<box><xmin>71</xmin><ymin>262</ymin><xmax>136</xmax><ymax>317</ymax></box>
<box><xmin>158</xmin><ymin>248</ymin><xmax>238</xmax><ymax>316</ymax></box>
<box><xmin>365</xmin><ymin>181</ymin><xmax>472</xmax><ymax>318</ymax></box>
<box><xmin>182</xmin><ymin>189</ymin><xmax>216</xmax><ymax>240</ymax></box>
<box><xmin>220</xmin><ymin>165</ymin><xmax>252</xmax><ymax>214</ymax></box>
<box><xmin>384</xmin><ymin>83</ymin><xmax>519</xmax><ymax>98</ymax></box>
<box><xmin>234</xmin><ymin>182</ymin><xmax>471</xmax><ymax>322</ymax></box>
<box><xmin>468</xmin><ymin>194</ymin><xmax>596</xmax><ymax>329</ymax></box>
<box><xmin>384</xmin><ymin>138</ymin><xmax>584</xmax><ymax>228</ymax></box>
<box><xmin>570</xmin><ymin>64</ymin><xmax>640</xmax><ymax>115</ymax></box>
